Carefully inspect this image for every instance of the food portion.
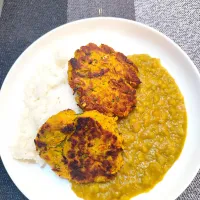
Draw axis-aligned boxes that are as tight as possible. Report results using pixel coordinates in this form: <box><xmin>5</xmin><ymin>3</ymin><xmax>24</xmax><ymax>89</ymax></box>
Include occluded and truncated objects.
<box><xmin>11</xmin><ymin>53</ymin><xmax>70</xmax><ymax>165</ymax></box>
<box><xmin>71</xmin><ymin>55</ymin><xmax>187</xmax><ymax>200</ymax></box>
<box><xmin>12</xmin><ymin>41</ymin><xmax>187</xmax><ymax>200</ymax></box>
<box><xmin>68</xmin><ymin>43</ymin><xmax>141</xmax><ymax>117</ymax></box>
<box><xmin>34</xmin><ymin>110</ymin><xmax>123</xmax><ymax>183</ymax></box>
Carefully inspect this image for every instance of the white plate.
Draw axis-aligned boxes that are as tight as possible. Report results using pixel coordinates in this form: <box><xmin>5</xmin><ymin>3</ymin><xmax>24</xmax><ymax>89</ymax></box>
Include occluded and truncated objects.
<box><xmin>0</xmin><ymin>17</ymin><xmax>200</xmax><ymax>200</ymax></box>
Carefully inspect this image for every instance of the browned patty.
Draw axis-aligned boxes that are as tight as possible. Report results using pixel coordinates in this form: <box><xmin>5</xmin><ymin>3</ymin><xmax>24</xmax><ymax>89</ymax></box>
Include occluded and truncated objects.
<box><xmin>34</xmin><ymin>110</ymin><xmax>123</xmax><ymax>183</ymax></box>
<box><xmin>68</xmin><ymin>43</ymin><xmax>141</xmax><ymax>117</ymax></box>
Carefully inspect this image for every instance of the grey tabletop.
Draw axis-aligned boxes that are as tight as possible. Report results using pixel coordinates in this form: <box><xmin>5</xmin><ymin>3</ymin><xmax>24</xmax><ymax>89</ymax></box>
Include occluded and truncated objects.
<box><xmin>0</xmin><ymin>0</ymin><xmax>200</xmax><ymax>199</ymax></box>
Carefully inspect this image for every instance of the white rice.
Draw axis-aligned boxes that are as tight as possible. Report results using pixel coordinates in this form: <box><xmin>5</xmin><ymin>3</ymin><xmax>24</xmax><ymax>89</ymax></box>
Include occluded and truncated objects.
<box><xmin>11</xmin><ymin>50</ymin><xmax>75</xmax><ymax>165</ymax></box>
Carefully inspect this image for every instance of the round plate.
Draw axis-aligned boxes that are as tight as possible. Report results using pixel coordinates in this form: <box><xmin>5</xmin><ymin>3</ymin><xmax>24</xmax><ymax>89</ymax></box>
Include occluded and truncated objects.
<box><xmin>0</xmin><ymin>17</ymin><xmax>200</xmax><ymax>200</ymax></box>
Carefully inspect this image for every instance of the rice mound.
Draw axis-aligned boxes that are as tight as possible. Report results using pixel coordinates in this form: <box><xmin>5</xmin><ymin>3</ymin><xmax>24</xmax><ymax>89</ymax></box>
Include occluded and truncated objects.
<box><xmin>11</xmin><ymin>51</ymin><xmax>73</xmax><ymax>165</ymax></box>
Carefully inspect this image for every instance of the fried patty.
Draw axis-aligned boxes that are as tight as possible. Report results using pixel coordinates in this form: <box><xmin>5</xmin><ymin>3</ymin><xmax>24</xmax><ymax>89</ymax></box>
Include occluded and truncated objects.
<box><xmin>68</xmin><ymin>43</ymin><xmax>141</xmax><ymax>117</ymax></box>
<box><xmin>34</xmin><ymin>110</ymin><xmax>123</xmax><ymax>183</ymax></box>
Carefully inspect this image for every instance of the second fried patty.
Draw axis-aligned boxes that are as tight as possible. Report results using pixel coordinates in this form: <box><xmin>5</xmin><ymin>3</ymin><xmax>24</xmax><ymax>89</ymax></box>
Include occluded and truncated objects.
<box><xmin>34</xmin><ymin>110</ymin><xmax>123</xmax><ymax>183</ymax></box>
<box><xmin>68</xmin><ymin>43</ymin><xmax>141</xmax><ymax>117</ymax></box>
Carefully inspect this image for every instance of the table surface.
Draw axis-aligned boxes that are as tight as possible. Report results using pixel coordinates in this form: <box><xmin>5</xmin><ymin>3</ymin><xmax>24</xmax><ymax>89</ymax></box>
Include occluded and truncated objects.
<box><xmin>0</xmin><ymin>0</ymin><xmax>200</xmax><ymax>199</ymax></box>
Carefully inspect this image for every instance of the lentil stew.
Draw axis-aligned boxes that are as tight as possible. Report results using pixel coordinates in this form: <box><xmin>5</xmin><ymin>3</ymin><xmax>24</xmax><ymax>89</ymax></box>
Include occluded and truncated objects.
<box><xmin>71</xmin><ymin>54</ymin><xmax>187</xmax><ymax>200</ymax></box>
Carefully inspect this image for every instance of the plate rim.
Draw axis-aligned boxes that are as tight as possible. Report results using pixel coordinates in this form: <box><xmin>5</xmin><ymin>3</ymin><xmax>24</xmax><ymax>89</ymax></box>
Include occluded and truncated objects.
<box><xmin>0</xmin><ymin>17</ymin><xmax>200</xmax><ymax>200</ymax></box>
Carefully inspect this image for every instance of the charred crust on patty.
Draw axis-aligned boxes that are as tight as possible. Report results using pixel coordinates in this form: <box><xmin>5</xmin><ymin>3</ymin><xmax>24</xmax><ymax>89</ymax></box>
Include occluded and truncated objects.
<box><xmin>68</xmin><ymin>43</ymin><xmax>141</xmax><ymax>117</ymax></box>
<box><xmin>61</xmin><ymin>124</ymin><xmax>74</xmax><ymax>133</ymax></box>
<box><xmin>100</xmin><ymin>44</ymin><xmax>115</xmax><ymax>54</ymax></box>
<box><xmin>34</xmin><ymin>140</ymin><xmax>47</xmax><ymax>149</ymax></box>
<box><xmin>35</xmin><ymin>110</ymin><xmax>123</xmax><ymax>184</ymax></box>
<box><xmin>64</xmin><ymin>117</ymin><xmax>123</xmax><ymax>183</ymax></box>
<box><xmin>39</xmin><ymin>123</ymin><xmax>51</xmax><ymax>134</ymax></box>
<box><xmin>69</xmin><ymin>58</ymin><xmax>80</xmax><ymax>70</ymax></box>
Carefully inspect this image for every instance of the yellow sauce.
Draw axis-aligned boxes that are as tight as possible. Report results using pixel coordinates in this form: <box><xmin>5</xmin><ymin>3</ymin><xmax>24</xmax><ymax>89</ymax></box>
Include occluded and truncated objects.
<box><xmin>71</xmin><ymin>54</ymin><xmax>187</xmax><ymax>200</ymax></box>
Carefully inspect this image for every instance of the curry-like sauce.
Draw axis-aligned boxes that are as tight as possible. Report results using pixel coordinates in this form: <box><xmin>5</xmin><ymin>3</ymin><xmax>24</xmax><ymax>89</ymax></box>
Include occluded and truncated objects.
<box><xmin>71</xmin><ymin>55</ymin><xmax>187</xmax><ymax>200</ymax></box>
